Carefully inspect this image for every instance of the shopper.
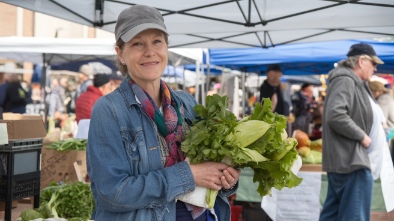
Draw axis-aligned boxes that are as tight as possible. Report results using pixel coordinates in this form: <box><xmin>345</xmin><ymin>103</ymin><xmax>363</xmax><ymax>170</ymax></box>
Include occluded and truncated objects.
<box><xmin>369</xmin><ymin>80</ymin><xmax>394</xmax><ymax>128</ymax></box>
<box><xmin>70</xmin><ymin>64</ymin><xmax>94</xmax><ymax>113</ymax></box>
<box><xmin>45</xmin><ymin>78</ymin><xmax>67</xmax><ymax>128</ymax></box>
<box><xmin>75</xmin><ymin>73</ymin><xmax>111</xmax><ymax>123</ymax></box>
<box><xmin>86</xmin><ymin>4</ymin><xmax>239</xmax><ymax>221</ymax></box>
<box><xmin>259</xmin><ymin>64</ymin><xmax>289</xmax><ymax>116</ymax></box>
<box><xmin>1</xmin><ymin>73</ymin><xmax>28</xmax><ymax>114</ymax></box>
<box><xmin>291</xmin><ymin>83</ymin><xmax>316</xmax><ymax>134</ymax></box>
<box><xmin>320</xmin><ymin>43</ymin><xmax>384</xmax><ymax>221</ymax></box>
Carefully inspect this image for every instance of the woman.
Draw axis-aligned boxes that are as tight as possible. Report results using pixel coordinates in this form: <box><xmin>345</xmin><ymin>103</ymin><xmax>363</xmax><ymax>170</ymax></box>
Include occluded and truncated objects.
<box><xmin>369</xmin><ymin>80</ymin><xmax>394</xmax><ymax>128</ymax></box>
<box><xmin>86</xmin><ymin>4</ymin><xmax>239</xmax><ymax>221</ymax></box>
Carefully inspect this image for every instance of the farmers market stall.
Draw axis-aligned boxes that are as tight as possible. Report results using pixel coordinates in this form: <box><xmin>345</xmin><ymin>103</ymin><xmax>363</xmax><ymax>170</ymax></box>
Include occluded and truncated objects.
<box><xmin>237</xmin><ymin>167</ymin><xmax>392</xmax><ymax>220</ymax></box>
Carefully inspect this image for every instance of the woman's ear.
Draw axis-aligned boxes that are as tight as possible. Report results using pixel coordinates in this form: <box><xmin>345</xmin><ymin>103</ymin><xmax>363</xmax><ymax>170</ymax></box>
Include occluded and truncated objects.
<box><xmin>115</xmin><ymin>46</ymin><xmax>124</xmax><ymax>64</ymax></box>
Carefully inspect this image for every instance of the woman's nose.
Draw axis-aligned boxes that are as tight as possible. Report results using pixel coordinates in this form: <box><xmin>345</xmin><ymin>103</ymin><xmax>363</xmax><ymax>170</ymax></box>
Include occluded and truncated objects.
<box><xmin>143</xmin><ymin>44</ymin><xmax>155</xmax><ymax>57</ymax></box>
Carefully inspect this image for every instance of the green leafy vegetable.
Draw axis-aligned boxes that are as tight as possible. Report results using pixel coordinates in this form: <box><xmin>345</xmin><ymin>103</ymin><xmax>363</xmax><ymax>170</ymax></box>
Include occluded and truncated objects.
<box><xmin>19</xmin><ymin>209</ymin><xmax>44</xmax><ymax>221</ymax></box>
<box><xmin>181</xmin><ymin>95</ymin><xmax>302</xmax><ymax>207</ymax></box>
<box><xmin>39</xmin><ymin>181</ymin><xmax>94</xmax><ymax>220</ymax></box>
<box><xmin>68</xmin><ymin>218</ymin><xmax>88</xmax><ymax>221</ymax></box>
<box><xmin>46</xmin><ymin>139</ymin><xmax>87</xmax><ymax>151</ymax></box>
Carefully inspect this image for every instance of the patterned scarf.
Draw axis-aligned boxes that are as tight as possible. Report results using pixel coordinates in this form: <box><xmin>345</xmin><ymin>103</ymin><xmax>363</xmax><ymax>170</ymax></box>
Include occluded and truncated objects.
<box><xmin>128</xmin><ymin>78</ymin><xmax>185</xmax><ymax>167</ymax></box>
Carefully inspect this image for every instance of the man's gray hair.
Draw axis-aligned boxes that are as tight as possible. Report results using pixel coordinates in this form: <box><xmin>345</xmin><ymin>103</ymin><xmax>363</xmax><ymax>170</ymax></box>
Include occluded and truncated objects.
<box><xmin>338</xmin><ymin>55</ymin><xmax>362</xmax><ymax>69</ymax></box>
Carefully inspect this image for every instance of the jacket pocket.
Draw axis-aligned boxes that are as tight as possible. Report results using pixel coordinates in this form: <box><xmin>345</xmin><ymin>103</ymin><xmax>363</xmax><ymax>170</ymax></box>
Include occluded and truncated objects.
<box><xmin>121</xmin><ymin>128</ymin><xmax>145</xmax><ymax>161</ymax></box>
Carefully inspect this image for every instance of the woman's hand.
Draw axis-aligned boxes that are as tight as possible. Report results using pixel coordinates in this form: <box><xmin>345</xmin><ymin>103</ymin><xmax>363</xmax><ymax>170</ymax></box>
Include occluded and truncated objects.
<box><xmin>220</xmin><ymin>167</ymin><xmax>240</xmax><ymax>190</ymax></box>
<box><xmin>189</xmin><ymin>162</ymin><xmax>229</xmax><ymax>191</ymax></box>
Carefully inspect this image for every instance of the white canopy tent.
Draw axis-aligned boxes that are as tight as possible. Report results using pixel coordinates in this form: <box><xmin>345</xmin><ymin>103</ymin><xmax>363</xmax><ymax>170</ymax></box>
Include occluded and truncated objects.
<box><xmin>1</xmin><ymin>0</ymin><xmax>393</xmax><ymax>48</ymax></box>
<box><xmin>0</xmin><ymin>37</ymin><xmax>117</xmax><ymax>64</ymax></box>
<box><xmin>0</xmin><ymin>36</ymin><xmax>208</xmax><ymax>101</ymax></box>
<box><xmin>0</xmin><ymin>36</ymin><xmax>203</xmax><ymax>65</ymax></box>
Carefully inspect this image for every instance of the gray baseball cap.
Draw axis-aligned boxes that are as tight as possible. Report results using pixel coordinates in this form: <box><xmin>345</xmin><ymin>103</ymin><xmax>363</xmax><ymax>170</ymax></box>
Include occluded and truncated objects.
<box><xmin>115</xmin><ymin>5</ymin><xmax>168</xmax><ymax>43</ymax></box>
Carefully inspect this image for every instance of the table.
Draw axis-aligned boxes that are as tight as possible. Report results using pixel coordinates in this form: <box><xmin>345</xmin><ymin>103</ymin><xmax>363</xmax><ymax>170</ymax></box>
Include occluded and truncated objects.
<box><xmin>236</xmin><ymin>166</ymin><xmax>386</xmax><ymax>212</ymax></box>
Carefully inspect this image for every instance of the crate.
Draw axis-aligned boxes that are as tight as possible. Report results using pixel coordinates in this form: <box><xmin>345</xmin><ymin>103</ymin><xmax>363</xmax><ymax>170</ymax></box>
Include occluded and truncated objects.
<box><xmin>0</xmin><ymin>141</ymin><xmax>41</xmax><ymax>221</ymax></box>
<box><xmin>0</xmin><ymin>171</ymin><xmax>40</xmax><ymax>201</ymax></box>
<box><xmin>231</xmin><ymin>205</ymin><xmax>243</xmax><ymax>221</ymax></box>
<box><xmin>0</xmin><ymin>138</ymin><xmax>42</xmax><ymax>150</ymax></box>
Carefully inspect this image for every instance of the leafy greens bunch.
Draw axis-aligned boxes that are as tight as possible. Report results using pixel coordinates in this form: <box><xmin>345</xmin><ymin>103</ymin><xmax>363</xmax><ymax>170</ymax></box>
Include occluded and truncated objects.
<box><xmin>37</xmin><ymin>181</ymin><xmax>94</xmax><ymax>220</ymax></box>
<box><xmin>46</xmin><ymin>139</ymin><xmax>87</xmax><ymax>151</ymax></box>
<box><xmin>17</xmin><ymin>182</ymin><xmax>94</xmax><ymax>221</ymax></box>
<box><xmin>181</xmin><ymin>94</ymin><xmax>302</xmax><ymax>207</ymax></box>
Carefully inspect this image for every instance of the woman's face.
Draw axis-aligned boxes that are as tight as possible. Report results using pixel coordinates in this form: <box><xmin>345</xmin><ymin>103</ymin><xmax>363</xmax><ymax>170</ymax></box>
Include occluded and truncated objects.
<box><xmin>116</xmin><ymin>29</ymin><xmax>168</xmax><ymax>86</ymax></box>
<box><xmin>371</xmin><ymin>90</ymin><xmax>383</xmax><ymax>99</ymax></box>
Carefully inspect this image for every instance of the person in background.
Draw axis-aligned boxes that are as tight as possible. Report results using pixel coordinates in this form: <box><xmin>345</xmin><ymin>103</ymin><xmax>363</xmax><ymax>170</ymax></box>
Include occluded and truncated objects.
<box><xmin>309</xmin><ymin>102</ymin><xmax>324</xmax><ymax>140</ymax></box>
<box><xmin>1</xmin><ymin>73</ymin><xmax>28</xmax><ymax>114</ymax></box>
<box><xmin>0</xmin><ymin>78</ymin><xmax>6</xmax><ymax>118</ymax></box>
<box><xmin>46</xmin><ymin>78</ymin><xmax>66</xmax><ymax>128</ymax></box>
<box><xmin>369</xmin><ymin>80</ymin><xmax>394</xmax><ymax>165</ymax></box>
<box><xmin>108</xmin><ymin>72</ymin><xmax>124</xmax><ymax>92</ymax></box>
<box><xmin>75</xmin><ymin>74</ymin><xmax>111</xmax><ymax>123</ymax></box>
<box><xmin>71</xmin><ymin>64</ymin><xmax>94</xmax><ymax>112</ymax></box>
<box><xmin>320</xmin><ymin>43</ymin><xmax>384</xmax><ymax>221</ymax></box>
<box><xmin>369</xmin><ymin>81</ymin><xmax>394</xmax><ymax>129</ymax></box>
<box><xmin>291</xmin><ymin>83</ymin><xmax>316</xmax><ymax>134</ymax></box>
<box><xmin>259</xmin><ymin>64</ymin><xmax>289</xmax><ymax>116</ymax></box>
<box><xmin>58</xmin><ymin>77</ymin><xmax>70</xmax><ymax>111</ymax></box>
<box><xmin>87</xmin><ymin>4</ymin><xmax>239</xmax><ymax>221</ymax></box>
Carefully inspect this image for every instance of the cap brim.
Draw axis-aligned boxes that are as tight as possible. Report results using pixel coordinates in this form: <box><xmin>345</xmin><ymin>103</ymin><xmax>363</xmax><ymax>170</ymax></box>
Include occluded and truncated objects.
<box><xmin>120</xmin><ymin>23</ymin><xmax>168</xmax><ymax>42</ymax></box>
<box><xmin>372</xmin><ymin>56</ymin><xmax>384</xmax><ymax>64</ymax></box>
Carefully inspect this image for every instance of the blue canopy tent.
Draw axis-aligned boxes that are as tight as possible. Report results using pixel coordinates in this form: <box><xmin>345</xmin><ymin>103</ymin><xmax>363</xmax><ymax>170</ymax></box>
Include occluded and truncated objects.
<box><xmin>205</xmin><ymin>39</ymin><xmax>394</xmax><ymax>75</ymax></box>
<box><xmin>183</xmin><ymin>64</ymin><xmax>225</xmax><ymax>75</ymax></box>
<box><xmin>205</xmin><ymin>39</ymin><xmax>394</xmax><ymax>116</ymax></box>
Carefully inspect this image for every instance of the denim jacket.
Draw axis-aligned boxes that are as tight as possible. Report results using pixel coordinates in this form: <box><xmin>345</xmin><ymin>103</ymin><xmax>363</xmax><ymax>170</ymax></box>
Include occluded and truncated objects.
<box><xmin>87</xmin><ymin>80</ymin><xmax>235</xmax><ymax>221</ymax></box>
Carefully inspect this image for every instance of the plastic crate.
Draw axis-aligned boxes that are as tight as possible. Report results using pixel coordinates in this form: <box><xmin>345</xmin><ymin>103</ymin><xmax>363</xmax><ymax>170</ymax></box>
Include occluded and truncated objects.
<box><xmin>0</xmin><ymin>171</ymin><xmax>40</xmax><ymax>201</ymax></box>
<box><xmin>231</xmin><ymin>205</ymin><xmax>243</xmax><ymax>221</ymax></box>
<box><xmin>0</xmin><ymin>138</ymin><xmax>42</xmax><ymax>150</ymax></box>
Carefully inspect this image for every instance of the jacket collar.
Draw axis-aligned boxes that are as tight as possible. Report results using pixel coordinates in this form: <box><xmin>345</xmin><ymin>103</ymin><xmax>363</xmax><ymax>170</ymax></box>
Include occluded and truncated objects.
<box><xmin>118</xmin><ymin>79</ymin><xmax>139</xmax><ymax>107</ymax></box>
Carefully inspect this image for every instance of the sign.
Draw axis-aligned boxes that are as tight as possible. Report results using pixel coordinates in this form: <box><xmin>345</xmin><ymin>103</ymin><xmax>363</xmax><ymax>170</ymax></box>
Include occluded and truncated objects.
<box><xmin>262</xmin><ymin>172</ymin><xmax>322</xmax><ymax>221</ymax></box>
<box><xmin>380</xmin><ymin>144</ymin><xmax>394</xmax><ymax>212</ymax></box>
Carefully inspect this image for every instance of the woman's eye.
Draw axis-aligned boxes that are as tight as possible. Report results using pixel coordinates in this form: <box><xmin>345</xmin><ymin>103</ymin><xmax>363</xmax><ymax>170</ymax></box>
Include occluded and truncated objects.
<box><xmin>131</xmin><ymin>42</ymin><xmax>142</xmax><ymax>47</ymax></box>
<box><xmin>154</xmin><ymin>39</ymin><xmax>162</xmax><ymax>44</ymax></box>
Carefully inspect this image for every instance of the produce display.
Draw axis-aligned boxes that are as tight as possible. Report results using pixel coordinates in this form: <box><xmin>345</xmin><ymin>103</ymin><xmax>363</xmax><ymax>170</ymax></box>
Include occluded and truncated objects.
<box><xmin>181</xmin><ymin>95</ymin><xmax>302</xmax><ymax>208</ymax></box>
<box><xmin>293</xmin><ymin>129</ymin><xmax>322</xmax><ymax>164</ymax></box>
<box><xmin>17</xmin><ymin>182</ymin><xmax>94</xmax><ymax>221</ymax></box>
<box><xmin>46</xmin><ymin>139</ymin><xmax>87</xmax><ymax>151</ymax></box>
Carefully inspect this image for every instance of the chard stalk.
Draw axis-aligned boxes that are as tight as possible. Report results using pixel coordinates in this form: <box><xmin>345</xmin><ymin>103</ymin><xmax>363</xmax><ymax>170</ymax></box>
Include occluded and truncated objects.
<box><xmin>206</xmin><ymin>188</ymin><xmax>219</xmax><ymax>209</ymax></box>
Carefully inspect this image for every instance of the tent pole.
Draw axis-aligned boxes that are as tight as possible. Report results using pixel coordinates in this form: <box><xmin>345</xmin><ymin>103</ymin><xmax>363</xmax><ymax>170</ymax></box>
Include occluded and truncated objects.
<box><xmin>201</xmin><ymin>64</ymin><xmax>206</xmax><ymax>107</ymax></box>
<box><xmin>173</xmin><ymin>65</ymin><xmax>177</xmax><ymax>89</ymax></box>
<box><xmin>182</xmin><ymin>68</ymin><xmax>186</xmax><ymax>91</ymax></box>
<box><xmin>241</xmin><ymin>71</ymin><xmax>246</xmax><ymax>118</ymax></box>
<box><xmin>195</xmin><ymin>61</ymin><xmax>200</xmax><ymax>102</ymax></box>
<box><xmin>205</xmin><ymin>51</ymin><xmax>210</xmax><ymax>94</ymax></box>
<box><xmin>219</xmin><ymin>67</ymin><xmax>225</xmax><ymax>95</ymax></box>
<box><xmin>41</xmin><ymin>53</ymin><xmax>48</xmax><ymax>131</ymax></box>
<box><xmin>257</xmin><ymin>72</ymin><xmax>261</xmax><ymax>102</ymax></box>
<box><xmin>206</xmin><ymin>64</ymin><xmax>210</xmax><ymax>94</ymax></box>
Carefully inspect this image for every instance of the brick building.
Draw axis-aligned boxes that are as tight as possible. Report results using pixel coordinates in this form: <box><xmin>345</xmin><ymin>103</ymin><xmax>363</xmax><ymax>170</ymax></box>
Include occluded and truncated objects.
<box><xmin>0</xmin><ymin>2</ymin><xmax>112</xmax><ymax>83</ymax></box>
